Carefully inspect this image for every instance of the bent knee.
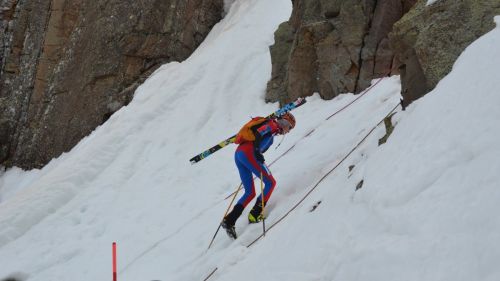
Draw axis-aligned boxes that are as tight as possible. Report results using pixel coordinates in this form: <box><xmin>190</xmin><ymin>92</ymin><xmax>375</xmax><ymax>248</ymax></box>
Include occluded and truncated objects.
<box><xmin>264</xmin><ymin>175</ymin><xmax>276</xmax><ymax>188</ymax></box>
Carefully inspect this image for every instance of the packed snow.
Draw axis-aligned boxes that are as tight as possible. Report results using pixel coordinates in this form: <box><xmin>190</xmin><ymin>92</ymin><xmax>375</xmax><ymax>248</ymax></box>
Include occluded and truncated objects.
<box><xmin>1</xmin><ymin>1</ymin><xmax>499</xmax><ymax>280</ymax></box>
<box><xmin>426</xmin><ymin>0</ymin><xmax>439</xmax><ymax>6</ymax></box>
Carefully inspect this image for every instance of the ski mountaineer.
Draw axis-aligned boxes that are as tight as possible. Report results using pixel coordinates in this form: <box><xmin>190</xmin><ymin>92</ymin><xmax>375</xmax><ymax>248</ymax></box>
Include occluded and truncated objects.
<box><xmin>221</xmin><ymin>112</ymin><xmax>296</xmax><ymax>239</ymax></box>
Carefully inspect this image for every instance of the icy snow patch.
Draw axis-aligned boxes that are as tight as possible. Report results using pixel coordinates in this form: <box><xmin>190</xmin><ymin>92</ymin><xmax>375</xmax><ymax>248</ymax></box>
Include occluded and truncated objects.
<box><xmin>0</xmin><ymin>167</ymin><xmax>42</xmax><ymax>203</ymax></box>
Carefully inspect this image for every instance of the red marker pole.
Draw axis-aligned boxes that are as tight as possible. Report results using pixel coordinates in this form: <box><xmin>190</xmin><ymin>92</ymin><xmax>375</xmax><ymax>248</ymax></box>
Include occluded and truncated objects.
<box><xmin>112</xmin><ymin>242</ymin><xmax>117</xmax><ymax>281</ymax></box>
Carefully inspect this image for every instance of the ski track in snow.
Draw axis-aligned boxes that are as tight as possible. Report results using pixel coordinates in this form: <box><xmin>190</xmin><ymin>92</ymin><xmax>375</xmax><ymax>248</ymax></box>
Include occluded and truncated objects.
<box><xmin>1</xmin><ymin>3</ymin><xmax>500</xmax><ymax>281</ymax></box>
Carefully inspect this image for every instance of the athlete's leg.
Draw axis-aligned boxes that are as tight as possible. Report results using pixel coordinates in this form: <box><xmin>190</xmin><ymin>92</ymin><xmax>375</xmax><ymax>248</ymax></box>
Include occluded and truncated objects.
<box><xmin>235</xmin><ymin>150</ymin><xmax>256</xmax><ymax>208</ymax></box>
<box><xmin>237</xmin><ymin>145</ymin><xmax>276</xmax><ymax>205</ymax></box>
<box><xmin>223</xmin><ymin>149</ymin><xmax>256</xmax><ymax>227</ymax></box>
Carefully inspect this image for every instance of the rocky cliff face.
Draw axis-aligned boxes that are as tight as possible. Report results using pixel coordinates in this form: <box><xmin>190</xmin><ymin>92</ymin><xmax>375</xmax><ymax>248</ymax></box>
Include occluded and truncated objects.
<box><xmin>0</xmin><ymin>0</ymin><xmax>223</xmax><ymax>169</ymax></box>
<box><xmin>389</xmin><ymin>0</ymin><xmax>500</xmax><ymax>107</ymax></box>
<box><xmin>266</xmin><ymin>0</ymin><xmax>417</xmax><ymax>104</ymax></box>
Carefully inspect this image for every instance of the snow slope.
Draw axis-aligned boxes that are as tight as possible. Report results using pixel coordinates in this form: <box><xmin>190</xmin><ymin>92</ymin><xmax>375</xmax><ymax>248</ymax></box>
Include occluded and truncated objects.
<box><xmin>0</xmin><ymin>0</ymin><xmax>499</xmax><ymax>280</ymax></box>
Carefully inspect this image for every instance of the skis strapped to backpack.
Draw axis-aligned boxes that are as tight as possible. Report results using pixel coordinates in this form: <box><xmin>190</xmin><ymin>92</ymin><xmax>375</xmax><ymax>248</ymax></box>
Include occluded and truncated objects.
<box><xmin>189</xmin><ymin>97</ymin><xmax>306</xmax><ymax>164</ymax></box>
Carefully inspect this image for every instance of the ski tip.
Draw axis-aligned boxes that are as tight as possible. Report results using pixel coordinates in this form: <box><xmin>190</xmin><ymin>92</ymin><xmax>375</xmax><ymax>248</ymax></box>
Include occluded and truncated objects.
<box><xmin>297</xmin><ymin>96</ymin><xmax>307</xmax><ymax>105</ymax></box>
<box><xmin>189</xmin><ymin>156</ymin><xmax>200</xmax><ymax>164</ymax></box>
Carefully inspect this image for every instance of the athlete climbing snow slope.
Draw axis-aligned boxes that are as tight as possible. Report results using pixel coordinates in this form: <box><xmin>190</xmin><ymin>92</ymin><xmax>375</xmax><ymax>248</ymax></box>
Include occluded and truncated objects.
<box><xmin>221</xmin><ymin>112</ymin><xmax>296</xmax><ymax>239</ymax></box>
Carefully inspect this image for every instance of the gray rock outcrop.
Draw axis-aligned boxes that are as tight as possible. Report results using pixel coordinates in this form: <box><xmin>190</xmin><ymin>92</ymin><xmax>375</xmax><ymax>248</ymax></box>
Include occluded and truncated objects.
<box><xmin>1</xmin><ymin>0</ymin><xmax>223</xmax><ymax>169</ymax></box>
<box><xmin>389</xmin><ymin>0</ymin><xmax>500</xmax><ymax>107</ymax></box>
<box><xmin>266</xmin><ymin>0</ymin><xmax>417</xmax><ymax>104</ymax></box>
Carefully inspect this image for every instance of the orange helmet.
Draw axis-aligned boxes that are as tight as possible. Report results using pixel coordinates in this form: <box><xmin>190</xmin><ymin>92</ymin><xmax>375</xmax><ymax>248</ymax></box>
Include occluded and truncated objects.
<box><xmin>280</xmin><ymin>112</ymin><xmax>296</xmax><ymax>129</ymax></box>
<box><xmin>276</xmin><ymin>112</ymin><xmax>296</xmax><ymax>134</ymax></box>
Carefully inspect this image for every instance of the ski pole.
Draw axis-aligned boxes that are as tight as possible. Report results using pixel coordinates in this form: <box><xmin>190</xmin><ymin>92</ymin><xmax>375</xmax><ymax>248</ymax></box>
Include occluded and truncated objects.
<box><xmin>260</xmin><ymin>172</ymin><xmax>266</xmax><ymax>236</ymax></box>
<box><xmin>207</xmin><ymin>183</ymin><xmax>242</xmax><ymax>250</ymax></box>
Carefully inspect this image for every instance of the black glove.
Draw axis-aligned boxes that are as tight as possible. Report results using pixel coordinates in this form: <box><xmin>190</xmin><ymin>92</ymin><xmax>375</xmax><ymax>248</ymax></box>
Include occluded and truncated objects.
<box><xmin>255</xmin><ymin>152</ymin><xmax>265</xmax><ymax>163</ymax></box>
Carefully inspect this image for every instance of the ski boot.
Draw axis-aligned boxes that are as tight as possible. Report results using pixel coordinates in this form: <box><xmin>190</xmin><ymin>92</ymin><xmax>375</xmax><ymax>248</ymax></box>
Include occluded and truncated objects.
<box><xmin>221</xmin><ymin>204</ymin><xmax>243</xmax><ymax>239</ymax></box>
<box><xmin>221</xmin><ymin>219</ymin><xmax>237</xmax><ymax>239</ymax></box>
<box><xmin>248</xmin><ymin>202</ymin><xmax>265</xmax><ymax>223</ymax></box>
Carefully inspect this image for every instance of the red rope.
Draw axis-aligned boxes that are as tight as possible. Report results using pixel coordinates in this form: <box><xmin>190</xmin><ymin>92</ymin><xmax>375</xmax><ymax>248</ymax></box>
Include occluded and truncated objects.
<box><xmin>205</xmin><ymin>103</ymin><xmax>399</xmax><ymax>280</ymax></box>
<box><xmin>207</xmin><ymin>74</ymin><xmax>395</xmax><ymax>280</ymax></box>
<box><xmin>326</xmin><ymin>74</ymin><xmax>390</xmax><ymax>120</ymax></box>
<box><xmin>202</xmin><ymin>267</ymin><xmax>218</xmax><ymax>281</ymax></box>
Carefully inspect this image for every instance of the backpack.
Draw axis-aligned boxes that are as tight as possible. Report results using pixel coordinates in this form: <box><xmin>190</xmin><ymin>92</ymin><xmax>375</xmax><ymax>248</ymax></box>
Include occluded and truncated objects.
<box><xmin>234</xmin><ymin>117</ymin><xmax>268</xmax><ymax>144</ymax></box>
